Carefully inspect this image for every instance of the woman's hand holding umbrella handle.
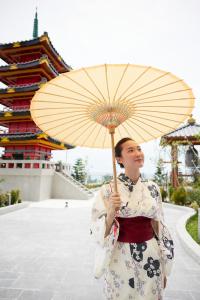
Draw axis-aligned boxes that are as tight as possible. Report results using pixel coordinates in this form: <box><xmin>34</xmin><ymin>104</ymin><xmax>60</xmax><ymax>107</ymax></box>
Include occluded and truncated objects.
<box><xmin>104</xmin><ymin>193</ymin><xmax>121</xmax><ymax>238</ymax></box>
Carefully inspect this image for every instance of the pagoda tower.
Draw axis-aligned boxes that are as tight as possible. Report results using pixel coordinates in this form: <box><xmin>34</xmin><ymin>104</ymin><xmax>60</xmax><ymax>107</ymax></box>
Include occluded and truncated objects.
<box><xmin>0</xmin><ymin>11</ymin><xmax>73</xmax><ymax>165</ymax></box>
<box><xmin>0</xmin><ymin>12</ymin><xmax>92</xmax><ymax>201</ymax></box>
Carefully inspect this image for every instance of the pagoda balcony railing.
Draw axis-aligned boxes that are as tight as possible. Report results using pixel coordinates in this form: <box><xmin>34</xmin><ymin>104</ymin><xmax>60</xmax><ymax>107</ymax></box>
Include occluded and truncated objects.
<box><xmin>0</xmin><ymin>159</ymin><xmax>72</xmax><ymax>174</ymax></box>
<box><xmin>2</xmin><ymin>106</ymin><xmax>30</xmax><ymax>112</ymax></box>
<box><xmin>2</xmin><ymin>150</ymin><xmax>51</xmax><ymax>155</ymax></box>
<box><xmin>0</xmin><ymin>130</ymin><xmax>8</xmax><ymax>134</ymax></box>
<box><xmin>1</xmin><ymin>128</ymin><xmax>41</xmax><ymax>134</ymax></box>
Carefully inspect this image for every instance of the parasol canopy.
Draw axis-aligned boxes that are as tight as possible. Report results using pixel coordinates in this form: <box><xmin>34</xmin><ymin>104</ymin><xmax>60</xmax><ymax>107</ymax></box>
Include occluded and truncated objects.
<box><xmin>30</xmin><ymin>64</ymin><xmax>195</xmax><ymax>191</ymax></box>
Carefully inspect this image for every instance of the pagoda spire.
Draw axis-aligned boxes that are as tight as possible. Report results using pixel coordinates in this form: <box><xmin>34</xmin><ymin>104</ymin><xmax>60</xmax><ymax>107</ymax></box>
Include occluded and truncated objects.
<box><xmin>33</xmin><ymin>8</ymin><xmax>38</xmax><ymax>38</ymax></box>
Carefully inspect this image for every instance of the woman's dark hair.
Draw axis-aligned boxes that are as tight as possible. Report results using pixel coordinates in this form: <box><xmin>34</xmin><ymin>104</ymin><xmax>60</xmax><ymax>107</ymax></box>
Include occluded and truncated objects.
<box><xmin>115</xmin><ymin>137</ymin><xmax>133</xmax><ymax>168</ymax></box>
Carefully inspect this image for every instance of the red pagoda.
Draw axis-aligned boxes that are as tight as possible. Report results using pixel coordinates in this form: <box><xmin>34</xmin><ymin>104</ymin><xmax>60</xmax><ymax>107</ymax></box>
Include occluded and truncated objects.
<box><xmin>0</xmin><ymin>11</ymin><xmax>74</xmax><ymax>165</ymax></box>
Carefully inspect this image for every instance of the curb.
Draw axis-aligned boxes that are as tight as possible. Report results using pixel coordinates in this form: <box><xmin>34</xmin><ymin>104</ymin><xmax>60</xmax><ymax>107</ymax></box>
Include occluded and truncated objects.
<box><xmin>175</xmin><ymin>206</ymin><xmax>200</xmax><ymax>265</ymax></box>
<box><xmin>163</xmin><ymin>202</ymin><xmax>193</xmax><ymax>211</ymax></box>
<box><xmin>0</xmin><ymin>202</ymin><xmax>30</xmax><ymax>216</ymax></box>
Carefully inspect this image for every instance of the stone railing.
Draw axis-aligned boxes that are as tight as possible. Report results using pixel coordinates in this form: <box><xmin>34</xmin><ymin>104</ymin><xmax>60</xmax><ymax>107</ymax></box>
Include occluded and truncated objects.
<box><xmin>60</xmin><ymin>170</ymin><xmax>93</xmax><ymax>196</ymax></box>
<box><xmin>0</xmin><ymin>159</ymin><xmax>71</xmax><ymax>174</ymax></box>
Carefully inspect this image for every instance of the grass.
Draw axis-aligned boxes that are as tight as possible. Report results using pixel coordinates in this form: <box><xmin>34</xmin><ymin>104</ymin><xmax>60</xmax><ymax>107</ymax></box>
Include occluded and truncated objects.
<box><xmin>186</xmin><ymin>212</ymin><xmax>200</xmax><ymax>245</ymax></box>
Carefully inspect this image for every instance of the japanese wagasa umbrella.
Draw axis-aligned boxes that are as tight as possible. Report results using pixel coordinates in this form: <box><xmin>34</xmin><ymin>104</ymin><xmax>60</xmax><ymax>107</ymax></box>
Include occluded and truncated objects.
<box><xmin>30</xmin><ymin>64</ymin><xmax>195</xmax><ymax>192</ymax></box>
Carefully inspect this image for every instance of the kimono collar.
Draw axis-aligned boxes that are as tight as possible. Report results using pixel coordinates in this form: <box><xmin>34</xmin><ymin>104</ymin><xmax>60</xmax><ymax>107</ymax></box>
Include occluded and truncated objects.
<box><xmin>118</xmin><ymin>173</ymin><xmax>142</xmax><ymax>192</ymax></box>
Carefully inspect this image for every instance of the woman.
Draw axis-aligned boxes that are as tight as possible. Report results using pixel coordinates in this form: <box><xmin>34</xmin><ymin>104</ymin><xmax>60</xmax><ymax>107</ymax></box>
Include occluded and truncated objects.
<box><xmin>91</xmin><ymin>137</ymin><xmax>174</xmax><ymax>300</ymax></box>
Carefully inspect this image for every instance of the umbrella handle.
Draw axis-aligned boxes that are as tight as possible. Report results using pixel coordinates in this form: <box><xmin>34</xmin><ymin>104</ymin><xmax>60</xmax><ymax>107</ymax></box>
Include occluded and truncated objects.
<box><xmin>110</xmin><ymin>129</ymin><xmax>118</xmax><ymax>193</ymax></box>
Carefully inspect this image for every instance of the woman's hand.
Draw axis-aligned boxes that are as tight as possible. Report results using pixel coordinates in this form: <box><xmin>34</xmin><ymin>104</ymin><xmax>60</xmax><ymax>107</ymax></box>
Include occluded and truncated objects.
<box><xmin>104</xmin><ymin>192</ymin><xmax>121</xmax><ymax>238</ymax></box>
<box><xmin>107</xmin><ymin>192</ymin><xmax>121</xmax><ymax>218</ymax></box>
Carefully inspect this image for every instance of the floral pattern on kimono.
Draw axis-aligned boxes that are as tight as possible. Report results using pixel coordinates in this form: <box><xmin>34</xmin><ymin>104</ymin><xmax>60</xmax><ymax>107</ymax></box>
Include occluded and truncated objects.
<box><xmin>91</xmin><ymin>174</ymin><xmax>174</xmax><ymax>300</ymax></box>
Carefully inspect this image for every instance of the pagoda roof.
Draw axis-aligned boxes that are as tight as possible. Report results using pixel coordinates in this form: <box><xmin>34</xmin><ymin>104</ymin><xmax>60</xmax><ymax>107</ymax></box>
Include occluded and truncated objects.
<box><xmin>0</xmin><ymin>56</ymin><xmax>58</xmax><ymax>85</ymax></box>
<box><xmin>0</xmin><ymin>131</ymin><xmax>74</xmax><ymax>150</ymax></box>
<box><xmin>161</xmin><ymin>117</ymin><xmax>200</xmax><ymax>145</ymax></box>
<box><xmin>0</xmin><ymin>32</ymin><xmax>72</xmax><ymax>73</ymax></box>
<box><xmin>0</xmin><ymin>110</ymin><xmax>31</xmax><ymax>125</ymax></box>
<box><xmin>0</xmin><ymin>79</ymin><xmax>46</xmax><ymax>94</ymax></box>
<box><xmin>0</xmin><ymin>80</ymin><xmax>45</xmax><ymax>106</ymax></box>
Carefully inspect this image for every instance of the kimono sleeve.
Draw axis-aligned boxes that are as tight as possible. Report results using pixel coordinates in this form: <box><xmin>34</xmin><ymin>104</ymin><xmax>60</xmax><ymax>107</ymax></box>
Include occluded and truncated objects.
<box><xmin>153</xmin><ymin>182</ymin><xmax>175</xmax><ymax>277</ymax></box>
<box><xmin>90</xmin><ymin>184</ymin><xmax>119</xmax><ymax>248</ymax></box>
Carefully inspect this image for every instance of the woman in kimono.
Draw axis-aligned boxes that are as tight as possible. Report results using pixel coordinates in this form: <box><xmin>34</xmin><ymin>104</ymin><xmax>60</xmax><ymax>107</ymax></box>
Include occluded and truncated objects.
<box><xmin>91</xmin><ymin>137</ymin><xmax>174</xmax><ymax>300</ymax></box>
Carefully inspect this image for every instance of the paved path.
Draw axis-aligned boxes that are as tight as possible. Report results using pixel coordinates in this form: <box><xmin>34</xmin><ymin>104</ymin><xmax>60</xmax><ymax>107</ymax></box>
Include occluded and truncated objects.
<box><xmin>0</xmin><ymin>199</ymin><xmax>199</xmax><ymax>300</ymax></box>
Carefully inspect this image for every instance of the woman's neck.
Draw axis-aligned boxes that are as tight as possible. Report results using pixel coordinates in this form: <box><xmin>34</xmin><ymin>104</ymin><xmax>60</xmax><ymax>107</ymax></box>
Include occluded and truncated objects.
<box><xmin>125</xmin><ymin>168</ymin><xmax>140</xmax><ymax>183</ymax></box>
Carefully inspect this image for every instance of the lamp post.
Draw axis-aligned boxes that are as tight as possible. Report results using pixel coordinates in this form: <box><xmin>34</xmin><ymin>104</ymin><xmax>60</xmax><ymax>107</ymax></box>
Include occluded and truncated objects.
<box><xmin>7</xmin><ymin>193</ymin><xmax>11</xmax><ymax>206</ymax></box>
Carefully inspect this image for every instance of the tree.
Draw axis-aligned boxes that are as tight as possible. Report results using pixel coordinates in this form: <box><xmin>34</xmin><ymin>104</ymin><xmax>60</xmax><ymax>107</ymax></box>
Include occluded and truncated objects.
<box><xmin>71</xmin><ymin>158</ymin><xmax>87</xmax><ymax>184</ymax></box>
<box><xmin>102</xmin><ymin>174</ymin><xmax>113</xmax><ymax>183</ymax></box>
<box><xmin>153</xmin><ymin>159</ymin><xmax>166</xmax><ymax>186</ymax></box>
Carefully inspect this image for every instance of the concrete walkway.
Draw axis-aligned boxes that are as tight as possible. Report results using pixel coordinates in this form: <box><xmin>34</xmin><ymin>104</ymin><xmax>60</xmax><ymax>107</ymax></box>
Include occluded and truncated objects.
<box><xmin>0</xmin><ymin>199</ymin><xmax>199</xmax><ymax>300</ymax></box>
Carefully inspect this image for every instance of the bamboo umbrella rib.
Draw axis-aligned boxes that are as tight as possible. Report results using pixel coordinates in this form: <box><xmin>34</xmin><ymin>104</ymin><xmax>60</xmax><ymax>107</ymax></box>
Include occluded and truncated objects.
<box><xmin>135</xmin><ymin>105</ymin><xmax>193</xmax><ymax>109</ymax></box>
<box><xmin>31</xmin><ymin>106</ymin><xmax>86</xmax><ymax>111</ymax></box>
<box><xmin>39</xmin><ymin>114</ymin><xmax>89</xmax><ymax>134</ymax></box>
<box><xmin>122</xmin><ymin>120</ymin><xmax>148</xmax><ymax>141</ymax></box>
<box><xmin>31</xmin><ymin>101</ymin><xmax>89</xmax><ymax>109</ymax></box>
<box><xmin>134</xmin><ymin>109</ymin><xmax>192</xmax><ymax>116</ymax></box>
<box><xmin>90</xmin><ymin>124</ymin><xmax>104</xmax><ymax>148</ymax></box>
<box><xmin>36</xmin><ymin>112</ymin><xmax>87</xmax><ymax>126</ymax></box>
<box><xmin>134</xmin><ymin>112</ymin><xmax>183</xmax><ymax>124</ymax></box>
<box><xmin>61</xmin><ymin>73</ymin><xmax>103</xmax><ymax>103</ymax></box>
<box><xmin>36</xmin><ymin>91</ymin><xmax>94</xmax><ymax>106</ymax></box>
<box><xmin>122</xmin><ymin>121</ymin><xmax>147</xmax><ymax>142</ymax></box>
<box><xmin>123</xmin><ymin>72</ymin><xmax>170</xmax><ymax>100</ymax></box>
<box><xmin>102</xmin><ymin>127</ymin><xmax>108</xmax><ymax>148</ymax></box>
<box><xmin>126</xmin><ymin>119</ymin><xmax>158</xmax><ymax>139</ymax></box>
<box><xmin>129</xmin><ymin>88</ymin><xmax>192</xmax><ymax>103</ymax></box>
<box><xmin>117</xmin><ymin>125</ymin><xmax>124</xmax><ymax>140</ymax></box>
<box><xmin>116</xmin><ymin>66</ymin><xmax>151</xmax><ymax>101</ymax></box>
<box><xmin>54</xmin><ymin>118</ymin><xmax>92</xmax><ymax>140</ymax></box>
<box><xmin>113</xmin><ymin>64</ymin><xmax>129</xmax><ymax>104</ymax></box>
<box><xmin>49</xmin><ymin>82</ymin><xmax>100</xmax><ymax>104</ymax></box>
<box><xmin>131</xmin><ymin>97</ymin><xmax>194</xmax><ymax>106</ymax></box>
<box><xmin>68</xmin><ymin>121</ymin><xmax>97</xmax><ymax>146</ymax></box>
<box><xmin>118</xmin><ymin>123</ymin><xmax>132</xmax><ymax>140</ymax></box>
<box><xmin>32</xmin><ymin>110</ymin><xmax>86</xmax><ymax>119</ymax></box>
<box><xmin>131</xmin><ymin>114</ymin><xmax>177</xmax><ymax>130</ymax></box>
<box><xmin>126</xmin><ymin>80</ymin><xmax>183</xmax><ymax>102</ymax></box>
<box><xmin>129</xmin><ymin>90</ymin><xmax>193</xmax><ymax>103</ymax></box>
<box><xmin>79</xmin><ymin>122</ymin><xmax>101</xmax><ymax>147</ymax></box>
<box><xmin>82</xmin><ymin>68</ymin><xmax>107</xmax><ymax>103</ymax></box>
<box><xmin>128</xmin><ymin>116</ymin><xmax>165</xmax><ymax>135</ymax></box>
<box><xmin>105</xmin><ymin>64</ymin><xmax>111</xmax><ymax>106</ymax></box>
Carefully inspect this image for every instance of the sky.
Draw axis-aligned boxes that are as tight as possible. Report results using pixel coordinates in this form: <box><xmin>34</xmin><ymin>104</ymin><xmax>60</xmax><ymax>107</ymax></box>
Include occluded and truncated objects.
<box><xmin>0</xmin><ymin>0</ymin><xmax>199</xmax><ymax>178</ymax></box>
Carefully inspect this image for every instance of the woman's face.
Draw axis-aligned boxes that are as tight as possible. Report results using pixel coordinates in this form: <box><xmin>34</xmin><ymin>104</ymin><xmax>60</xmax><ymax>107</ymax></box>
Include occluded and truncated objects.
<box><xmin>116</xmin><ymin>140</ymin><xmax>144</xmax><ymax>169</ymax></box>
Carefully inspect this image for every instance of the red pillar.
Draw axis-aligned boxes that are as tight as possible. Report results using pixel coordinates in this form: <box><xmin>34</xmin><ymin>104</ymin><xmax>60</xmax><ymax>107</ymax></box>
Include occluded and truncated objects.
<box><xmin>171</xmin><ymin>144</ymin><xmax>179</xmax><ymax>188</ymax></box>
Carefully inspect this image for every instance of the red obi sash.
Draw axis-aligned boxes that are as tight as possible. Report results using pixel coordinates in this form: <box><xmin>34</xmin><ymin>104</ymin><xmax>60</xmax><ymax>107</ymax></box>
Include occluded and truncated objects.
<box><xmin>116</xmin><ymin>216</ymin><xmax>154</xmax><ymax>243</ymax></box>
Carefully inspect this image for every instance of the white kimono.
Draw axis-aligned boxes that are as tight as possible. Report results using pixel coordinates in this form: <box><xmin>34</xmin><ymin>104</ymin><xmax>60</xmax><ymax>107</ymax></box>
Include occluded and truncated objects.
<box><xmin>91</xmin><ymin>174</ymin><xmax>174</xmax><ymax>300</ymax></box>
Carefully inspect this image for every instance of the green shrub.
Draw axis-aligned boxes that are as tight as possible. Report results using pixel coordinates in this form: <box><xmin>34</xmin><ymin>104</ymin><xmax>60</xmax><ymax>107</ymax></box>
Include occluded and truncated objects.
<box><xmin>171</xmin><ymin>186</ymin><xmax>187</xmax><ymax>205</ymax></box>
<box><xmin>168</xmin><ymin>185</ymin><xmax>175</xmax><ymax>201</ymax></box>
<box><xmin>186</xmin><ymin>188</ymin><xmax>200</xmax><ymax>206</ymax></box>
<box><xmin>160</xmin><ymin>187</ymin><xmax>168</xmax><ymax>201</ymax></box>
<box><xmin>186</xmin><ymin>212</ymin><xmax>200</xmax><ymax>245</ymax></box>
<box><xmin>85</xmin><ymin>183</ymin><xmax>102</xmax><ymax>189</ymax></box>
<box><xmin>190</xmin><ymin>201</ymin><xmax>199</xmax><ymax>212</ymax></box>
<box><xmin>0</xmin><ymin>193</ymin><xmax>8</xmax><ymax>207</ymax></box>
<box><xmin>11</xmin><ymin>189</ymin><xmax>21</xmax><ymax>204</ymax></box>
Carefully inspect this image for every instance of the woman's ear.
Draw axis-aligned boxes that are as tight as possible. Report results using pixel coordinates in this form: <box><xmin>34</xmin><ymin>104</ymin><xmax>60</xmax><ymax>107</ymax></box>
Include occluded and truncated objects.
<box><xmin>116</xmin><ymin>156</ymin><xmax>121</xmax><ymax>164</ymax></box>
